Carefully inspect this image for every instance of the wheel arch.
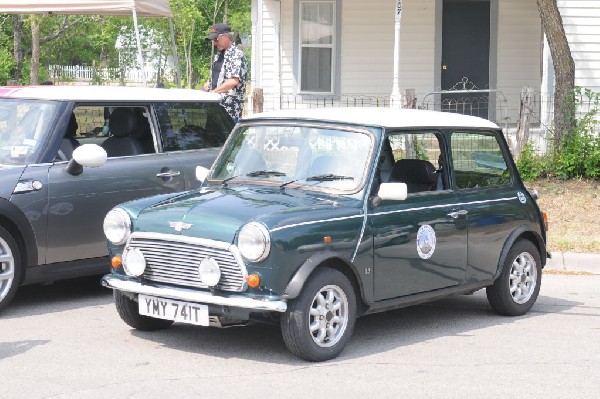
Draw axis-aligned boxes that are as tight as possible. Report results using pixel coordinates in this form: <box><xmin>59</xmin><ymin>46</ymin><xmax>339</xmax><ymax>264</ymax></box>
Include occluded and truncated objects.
<box><xmin>0</xmin><ymin>199</ymin><xmax>39</xmax><ymax>283</ymax></box>
<box><xmin>493</xmin><ymin>225</ymin><xmax>547</xmax><ymax>281</ymax></box>
<box><xmin>281</xmin><ymin>251</ymin><xmax>368</xmax><ymax>313</ymax></box>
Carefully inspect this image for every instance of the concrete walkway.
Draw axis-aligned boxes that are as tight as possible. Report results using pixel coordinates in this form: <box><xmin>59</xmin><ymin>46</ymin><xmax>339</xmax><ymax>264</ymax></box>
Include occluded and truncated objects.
<box><xmin>545</xmin><ymin>251</ymin><xmax>600</xmax><ymax>274</ymax></box>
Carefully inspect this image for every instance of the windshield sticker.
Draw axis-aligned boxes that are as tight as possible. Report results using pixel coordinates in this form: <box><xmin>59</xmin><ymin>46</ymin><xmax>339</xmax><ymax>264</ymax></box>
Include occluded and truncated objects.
<box><xmin>417</xmin><ymin>224</ymin><xmax>436</xmax><ymax>259</ymax></box>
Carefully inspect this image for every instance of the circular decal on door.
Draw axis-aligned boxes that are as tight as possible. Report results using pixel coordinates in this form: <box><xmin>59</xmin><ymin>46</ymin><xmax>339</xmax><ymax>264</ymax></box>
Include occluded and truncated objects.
<box><xmin>417</xmin><ymin>224</ymin><xmax>436</xmax><ymax>259</ymax></box>
<box><xmin>517</xmin><ymin>191</ymin><xmax>527</xmax><ymax>204</ymax></box>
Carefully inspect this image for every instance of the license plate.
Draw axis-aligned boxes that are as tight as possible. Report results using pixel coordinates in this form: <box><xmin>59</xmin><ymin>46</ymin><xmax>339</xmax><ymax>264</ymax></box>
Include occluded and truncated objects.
<box><xmin>138</xmin><ymin>294</ymin><xmax>209</xmax><ymax>326</ymax></box>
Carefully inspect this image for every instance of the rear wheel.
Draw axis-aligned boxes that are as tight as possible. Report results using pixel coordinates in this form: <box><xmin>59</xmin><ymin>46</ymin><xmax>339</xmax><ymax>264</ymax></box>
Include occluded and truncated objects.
<box><xmin>114</xmin><ymin>291</ymin><xmax>174</xmax><ymax>330</ymax></box>
<box><xmin>487</xmin><ymin>239</ymin><xmax>542</xmax><ymax>316</ymax></box>
<box><xmin>280</xmin><ymin>268</ymin><xmax>356</xmax><ymax>362</ymax></box>
<box><xmin>0</xmin><ymin>226</ymin><xmax>21</xmax><ymax>313</ymax></box>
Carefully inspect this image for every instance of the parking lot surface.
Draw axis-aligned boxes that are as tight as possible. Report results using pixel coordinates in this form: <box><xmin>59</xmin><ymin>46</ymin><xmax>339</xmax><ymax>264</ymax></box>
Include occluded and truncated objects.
<box><xmin>1</xmin><ymin>273</ymin><xmax>599</xmax><ymax>398</ymax></box>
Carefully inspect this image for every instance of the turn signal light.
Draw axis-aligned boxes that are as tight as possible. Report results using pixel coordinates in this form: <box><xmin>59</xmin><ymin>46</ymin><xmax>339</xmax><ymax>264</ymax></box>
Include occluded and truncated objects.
<box><xmin>111</xmin><ymin>255</ymin><xmax>122</xmax><ymax>269</ymax></box>
<box><xmin>323</xmin><ymin>235</ymin><xmax>332</xmax><ymax>243</ymax></box>
<box><xmin>246</xmin><ymin>274</ymin><xmax>260</xmax><ymax>288</ymax></box>
<box><xmin>543</xmin><ymin>211</ymin><xmax>549</xmax><ymax>231</ymax></box>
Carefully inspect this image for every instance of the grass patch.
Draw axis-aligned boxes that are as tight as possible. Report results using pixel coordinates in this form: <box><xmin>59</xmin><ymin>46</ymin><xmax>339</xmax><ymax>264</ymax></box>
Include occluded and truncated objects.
<box><xmin>527</xmin><ymin>178</ymin><xmax>600</xmax><ymax>253</ymax></box>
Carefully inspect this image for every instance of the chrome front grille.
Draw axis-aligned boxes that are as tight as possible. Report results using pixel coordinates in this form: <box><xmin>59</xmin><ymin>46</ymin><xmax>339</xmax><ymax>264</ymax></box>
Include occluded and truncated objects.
<box><xmin>127</xmin><ymin>233</ymin><xmax>247</xmax><ymax>292</ymax></box>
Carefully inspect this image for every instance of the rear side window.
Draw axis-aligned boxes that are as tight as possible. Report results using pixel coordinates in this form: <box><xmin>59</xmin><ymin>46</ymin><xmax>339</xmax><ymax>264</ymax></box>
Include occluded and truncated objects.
<box><xmin>154</xmin><ymin>102</ymin><xmax>233</xmax><ymax>151</ymax></box>
<box><xmin>451</xmin><ymin>131</ymin><xmax>511</xmax><ymax>189</ymax></box>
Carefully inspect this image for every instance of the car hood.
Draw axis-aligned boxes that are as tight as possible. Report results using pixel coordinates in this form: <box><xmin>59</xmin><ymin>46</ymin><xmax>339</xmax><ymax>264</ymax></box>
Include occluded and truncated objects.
<box><xmin>132</xmin><ymin>185</ymin><xmax>363</xmax><ymax>243</ymax></box>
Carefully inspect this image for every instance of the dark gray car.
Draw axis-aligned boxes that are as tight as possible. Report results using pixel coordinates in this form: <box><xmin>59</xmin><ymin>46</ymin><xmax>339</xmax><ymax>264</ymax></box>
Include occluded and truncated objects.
<box><xmin>0</xmin><ymin>85</ymin><xmax>233</xmax><ymax>311</ymax></box>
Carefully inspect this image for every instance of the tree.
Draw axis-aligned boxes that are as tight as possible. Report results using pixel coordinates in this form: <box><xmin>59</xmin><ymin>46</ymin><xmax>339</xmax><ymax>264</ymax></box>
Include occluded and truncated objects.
<box><xmin>536</xmin><ymin>0</ymin><xmax>576</xmax><ymax>151</ymax></box>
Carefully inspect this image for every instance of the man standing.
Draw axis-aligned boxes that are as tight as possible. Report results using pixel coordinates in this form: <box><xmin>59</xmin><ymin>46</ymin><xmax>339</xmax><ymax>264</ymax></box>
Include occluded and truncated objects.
<box><xmin>204</xmin><ymin>23</ymin><xmax>248</xmax><ymax>123</ymax></box>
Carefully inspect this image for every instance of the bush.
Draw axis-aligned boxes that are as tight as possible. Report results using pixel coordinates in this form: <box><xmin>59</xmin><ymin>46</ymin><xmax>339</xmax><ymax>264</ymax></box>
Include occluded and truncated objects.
<box><xmin>554</xmin><ymin>88</ymin><xmax>600</xmax><ymax>179</ymax></box>
<box><xmin>516</xmin><ymin>87</ymin><xmax>600</xmax><ymax>180</ymax></box>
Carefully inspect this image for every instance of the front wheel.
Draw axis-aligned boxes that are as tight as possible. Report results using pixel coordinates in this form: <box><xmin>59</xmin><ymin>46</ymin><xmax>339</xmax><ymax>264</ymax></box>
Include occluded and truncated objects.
<box><xmin>487</xmin><ymin>239</ymin><xmax>542</xmax><ymax>316</ymax></box>
<box><xmin>0</xmin><ymin>226</ymin><xmax>21</xmax><ymax>313</ymax></box>
<box><xmin>280</xmin><ymin>267</ymin><xmax>357</xmax><ymax>362</ymax></box>
<box><xmin>114</xmin><ymin>291</ymin><xmax>174</xmax><ymax>330</ymax></box>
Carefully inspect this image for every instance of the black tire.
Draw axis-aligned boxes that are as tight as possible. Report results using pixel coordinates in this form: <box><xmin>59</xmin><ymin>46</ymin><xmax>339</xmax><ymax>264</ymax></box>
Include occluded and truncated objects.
<box><xmin>114</xmin><ymin>291</ymin><xmax>174</xmax><ymax>331</ymax></box>
<box><xmin>280</xmin><ymin>268</ymin><xmax>357</xmax><ymax>362</ymax></box>
<box><xmin>486</xmin><ymin>239</ymin><xmax>542</xmax><ymax>316</ymax></box>
<box><xmin>0</xmin><ymin>226</ymin><xmax>21</xmax><ymax>313</ymax></box>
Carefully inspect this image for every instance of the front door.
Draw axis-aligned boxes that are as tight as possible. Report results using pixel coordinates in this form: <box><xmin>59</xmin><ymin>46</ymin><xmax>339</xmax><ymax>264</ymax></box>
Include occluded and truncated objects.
<box><xmin>441</xmin><ymin>0</ymin><xmax>490</xmax><ymax>118</ymax></box>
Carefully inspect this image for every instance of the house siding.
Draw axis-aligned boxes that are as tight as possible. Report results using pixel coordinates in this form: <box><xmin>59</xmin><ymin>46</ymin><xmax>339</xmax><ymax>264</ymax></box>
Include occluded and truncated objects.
<box><xmin>558</xmin><ymin>0</ymin><xmax>600</xmax><ymax>91</ymax></box>
<box><xmin>253</xmin><ymin>0</ymin><xmax>542</xmax><ymax>124</ymax></box>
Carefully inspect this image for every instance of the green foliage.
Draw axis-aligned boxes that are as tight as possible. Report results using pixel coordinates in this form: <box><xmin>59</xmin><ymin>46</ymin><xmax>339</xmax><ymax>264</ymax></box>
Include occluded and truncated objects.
<box><xmin>0</xmin><ymin>48</ymin><xmax>14</xmax><ymax>84</ymax></box>
<box><xmin>516</xmin><ymin>87</ymin><xmax>600</xmax><ymax>180</ymax></box>
<box><xmin>554</xmin><ymin>88</ymin><xmax>600</xmax><ymax>179</ymax></box>
<box><xmin>515</xmin><ymin>141</ymin><xmax>551</xmax><ymax>181</ymax></box>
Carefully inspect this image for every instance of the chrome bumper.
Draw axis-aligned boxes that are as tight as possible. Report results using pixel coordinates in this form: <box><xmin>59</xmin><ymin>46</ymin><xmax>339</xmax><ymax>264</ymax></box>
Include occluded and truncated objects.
<box><xmin>101</xmin><ymin>274</ymin><xmax>287</xmax><ymax>313</ymax></box>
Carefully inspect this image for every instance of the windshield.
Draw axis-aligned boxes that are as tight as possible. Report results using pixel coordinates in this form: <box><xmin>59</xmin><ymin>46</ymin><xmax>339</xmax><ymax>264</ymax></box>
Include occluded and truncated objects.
<box><xmin>211</xmin><ymin>123</ymin><xmax>374</xmax><ymax>193</ymax></box>
<box><xmin>0</xmin><ymin>99</ymin><xmax>60</xmax><ymax>165</ymax></box>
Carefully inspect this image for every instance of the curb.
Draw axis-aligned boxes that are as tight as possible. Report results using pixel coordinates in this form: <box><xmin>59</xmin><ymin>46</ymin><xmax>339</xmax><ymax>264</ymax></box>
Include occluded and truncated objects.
<box><xmin>545</xmin><ymin>252</ymin><xmax>600</xmax><ymax>274</ymax></box>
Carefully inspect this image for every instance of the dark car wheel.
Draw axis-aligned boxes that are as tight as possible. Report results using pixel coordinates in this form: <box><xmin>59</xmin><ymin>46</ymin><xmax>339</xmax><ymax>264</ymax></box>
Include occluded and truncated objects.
<box><xmin>114</xmin><ymin>291</ymin><xmax>174</xmax><ymax>330</ymax></box>
<box><xmin>0</xmin><ymin>226</ymin><xmax>21</xmax><ymax>313</ymax></box>
<box><xmin>487</xmin><ymin>239</ymin><xmax>542</xmax><ymax>316</ymax></box>
<box><xmin>280</xmin><ymin>267</ymin><xmax>357</xmax><ymax>362</ymax></box>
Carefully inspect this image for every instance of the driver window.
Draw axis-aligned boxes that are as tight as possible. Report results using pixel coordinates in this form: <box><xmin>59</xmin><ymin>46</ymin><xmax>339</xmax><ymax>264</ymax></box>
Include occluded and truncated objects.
<box><xmin>384</xmin><ymin>131</ymin><xmax>446</xmax><ymax>194</ymax></box>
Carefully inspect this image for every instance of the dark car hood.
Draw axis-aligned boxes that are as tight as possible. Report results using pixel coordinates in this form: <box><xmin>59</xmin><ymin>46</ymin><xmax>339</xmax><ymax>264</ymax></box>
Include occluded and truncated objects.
<box><xmin>132</xmin><ymin>185</ymin><xmax>362</xmax><ymax>243</ymax></box>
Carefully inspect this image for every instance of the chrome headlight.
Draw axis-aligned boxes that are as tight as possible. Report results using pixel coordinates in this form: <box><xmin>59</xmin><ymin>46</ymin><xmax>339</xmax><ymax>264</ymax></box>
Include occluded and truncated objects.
<box><xmin>122</xmin><ymin>247</ymin><xmax>146</xmax><ymax>277</ymax></box>
<box><xmin>199</xmin><ymin>257</ymin><xmax>221</xmax><ymax>287</ymax></box>
<box><xmin>103</xmin><ymin>208</ymin><xmax>131</xmax><ymax>245</ymax></box>
<box><xmin>238</xmin><ymin>222</ymin><xmax>271</xmax><ymax>262</ymax></box>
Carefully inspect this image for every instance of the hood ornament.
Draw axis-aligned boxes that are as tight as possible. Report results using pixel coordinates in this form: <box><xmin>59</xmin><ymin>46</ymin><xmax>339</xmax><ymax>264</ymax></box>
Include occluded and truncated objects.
<box><xmin>169</xmin><ymin>221</ymin><xmax>192</xmax><ymax>232</ymax></box>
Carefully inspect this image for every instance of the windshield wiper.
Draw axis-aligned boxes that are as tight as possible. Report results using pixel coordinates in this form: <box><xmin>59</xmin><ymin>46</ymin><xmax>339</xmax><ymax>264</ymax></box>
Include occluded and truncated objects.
<box><xmin>306</xmin><ymin>174</ymin><xmax>354</xmax><ymax>181</ymax></box>
<box><xmin>280</xmin><ymin>174</ymin><xmax>354</xmax><ymax>189</ymax></box>
<box><xmin>246</xmin><ymin>170</ymin><xmax>287</xmax><ymax>177</ymax></box>
<box><xmin>221</xmin><ymin>170</ymin><xmax>286</xmax><ymax>187</ymax></box>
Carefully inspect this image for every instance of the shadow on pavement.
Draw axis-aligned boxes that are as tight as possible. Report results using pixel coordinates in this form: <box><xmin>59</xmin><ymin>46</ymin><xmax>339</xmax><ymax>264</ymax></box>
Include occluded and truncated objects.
<box><xmin>127</xmin><ymin>290</ymin><xmax>583</xmax><ymax>365</ymax></box>
<box><xmin>2</xmin><ymin>275</ymin><xmax>112</xmax><ymax>319</ymax></box>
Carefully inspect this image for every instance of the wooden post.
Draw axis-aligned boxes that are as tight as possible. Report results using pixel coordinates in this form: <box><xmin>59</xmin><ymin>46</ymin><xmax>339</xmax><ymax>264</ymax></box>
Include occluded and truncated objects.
<box><xmin>403</xmin><ymin>89</ymin><xmax>416</xmax><ymax>109</ymax></box>
<box><xmin>515</xmin><ymin>87</ymin><xmax>533</xmax><ymax>157</ymax></box>
<box><xmin>252</xmin><ymin>88</ymin><xmax>264</xmax><ymax>114</ymax></box>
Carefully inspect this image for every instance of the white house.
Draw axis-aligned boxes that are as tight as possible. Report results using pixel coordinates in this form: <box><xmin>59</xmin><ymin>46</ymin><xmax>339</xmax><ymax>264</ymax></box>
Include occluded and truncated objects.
<box><xmin>250</xmin><ymin>0</ymin><xmax>544</xmax><ymax>129</ymax></box>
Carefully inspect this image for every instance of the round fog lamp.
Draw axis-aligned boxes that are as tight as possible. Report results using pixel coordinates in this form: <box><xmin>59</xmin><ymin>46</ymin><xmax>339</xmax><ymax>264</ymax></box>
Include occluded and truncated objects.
<box><xmin>122</xmin><ymin>247</ymin><xmax>146</xmax><ymax>277</ymax></box>
<box><xmin>199</xmin><ymin>257</ymin><xmax>221</xmax><ymax>287</ymax></box>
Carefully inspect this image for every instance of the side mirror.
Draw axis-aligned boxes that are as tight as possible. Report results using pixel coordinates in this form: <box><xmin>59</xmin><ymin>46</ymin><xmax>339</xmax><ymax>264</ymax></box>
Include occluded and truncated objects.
<box><xmin>195</xmin><ymin>166</ymin><xmax>210</xmax><ymax>183</ymax></box>
<box><xmin>65</xmin><ymin>144</ymin><xmax>108</xmax><ymax>175</ymax></box>
<box><xmin>372</xmin><ymin>182</ymin><xmax>408</xmax><ymax>207</ymax></box>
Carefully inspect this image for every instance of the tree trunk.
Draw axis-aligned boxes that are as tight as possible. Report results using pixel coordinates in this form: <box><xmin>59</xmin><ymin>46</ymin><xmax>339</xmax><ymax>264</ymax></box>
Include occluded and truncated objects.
<box><xmin>12</xmin><ymin>15</ymin><xmax>24</xmax><ymax>83</ymax></box>
<box><xmin>29</xmin><ymin>16</ymin><xmax>43</xmax><ymax>85</ymax></box>
<box><xmin>536</xmin><ymin>0</ymin><xmax>575</xmax><ymax>151</ymax></box>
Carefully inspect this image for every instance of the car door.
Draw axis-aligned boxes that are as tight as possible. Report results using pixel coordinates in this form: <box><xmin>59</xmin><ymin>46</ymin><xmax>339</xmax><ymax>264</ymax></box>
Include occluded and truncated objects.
<box><xmin>45</xmin><ymin>104</ymin><xmax>187</xmax><ymax>264</ymax></box>
<box><xmin>369</xmin><ymin>131</ymin><xmax>468</xmax><ymax>301</ymax></box>
<box><xmin>449</xmin><ymin>130</ymin><xmax>521</xmax><ymax>282</ymax></box>
<box><xmin>153</xmin><ymin>101</ymin><xmax>233</xmax><ymax>189</ymax></box>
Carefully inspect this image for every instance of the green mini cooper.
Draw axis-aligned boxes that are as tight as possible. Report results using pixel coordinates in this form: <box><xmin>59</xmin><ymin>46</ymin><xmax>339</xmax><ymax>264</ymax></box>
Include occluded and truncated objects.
<box><xmin>102</xmin><ymin>107</ymin><xmax>548</xmax><ymax>362</ymax></box>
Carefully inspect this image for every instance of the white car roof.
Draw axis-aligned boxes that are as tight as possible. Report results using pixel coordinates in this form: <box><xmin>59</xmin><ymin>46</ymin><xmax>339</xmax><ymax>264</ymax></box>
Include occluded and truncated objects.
<box><xmin>0</xmin><ymin>85</ymin><xmax>222</xmax><ymax>103</ymax></box>
<box><xmin>242</xmin><ymin>107</ymin><xmax>499</xmax><ymax>129</ymax></box>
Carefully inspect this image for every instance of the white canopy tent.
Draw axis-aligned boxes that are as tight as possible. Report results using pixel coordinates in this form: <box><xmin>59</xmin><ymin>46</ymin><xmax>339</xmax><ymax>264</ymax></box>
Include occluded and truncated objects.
<box><xmin>0</xmin><ymin>0</ymin><xmax>179</xmax><ymax>86</ymax></box>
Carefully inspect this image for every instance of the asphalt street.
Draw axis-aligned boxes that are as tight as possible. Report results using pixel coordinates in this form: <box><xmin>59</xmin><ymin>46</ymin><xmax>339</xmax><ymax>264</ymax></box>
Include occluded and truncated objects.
<box><xmin>1</xmin><ymin>271</ymin><xmax>599</xmax><ymax>398</ymax></box>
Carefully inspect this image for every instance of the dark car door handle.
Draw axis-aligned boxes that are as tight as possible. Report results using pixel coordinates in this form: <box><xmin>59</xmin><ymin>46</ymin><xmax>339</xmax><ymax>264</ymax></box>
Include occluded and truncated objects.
<box><xmin>448</xmin><ymin>210</ymin><xmax>468</xmax><ymax>219</ymax></box>
<box><xmin>156</xmin><ymin>170</ymin><xmax>181</xmax><ymax>178</ymax></box>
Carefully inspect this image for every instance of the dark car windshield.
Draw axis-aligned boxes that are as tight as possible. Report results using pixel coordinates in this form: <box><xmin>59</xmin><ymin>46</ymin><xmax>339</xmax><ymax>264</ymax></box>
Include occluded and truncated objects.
<box><xmin>0</xmin><ymin>99</ymin><xmax>60</xmax><ymax>165</ymax></box>
<box><xmin>211</xmin><ymin>123</ymin><xmax>373</xmax><ymax>193</ymax></box>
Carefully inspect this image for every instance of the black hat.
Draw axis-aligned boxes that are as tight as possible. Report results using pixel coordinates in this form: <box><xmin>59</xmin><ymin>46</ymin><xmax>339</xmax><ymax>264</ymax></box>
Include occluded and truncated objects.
<box><xmin>206</xmin><ymin>23</ymin><xmax>231</xmax><ymax>40</ymax></box>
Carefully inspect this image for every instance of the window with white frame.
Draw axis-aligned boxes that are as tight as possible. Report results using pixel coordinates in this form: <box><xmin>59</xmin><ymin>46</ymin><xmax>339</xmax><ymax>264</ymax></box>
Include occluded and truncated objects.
<box><xmin>300</xmin><ymin>1</ymin><xmax>335</xmax><ymax>93</ymax></box>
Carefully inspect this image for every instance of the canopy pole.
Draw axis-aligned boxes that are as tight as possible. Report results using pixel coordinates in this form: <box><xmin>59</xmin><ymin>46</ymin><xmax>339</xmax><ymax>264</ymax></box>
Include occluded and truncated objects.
<box><xmin>169</xmin><ymin>17</ymin><xmax>182</xmax><ymax>88</ymax></box>
<box><xmin>132</xmin><ymin>9</ymin><xmax>147</xmax><ymax>86</ymax></box>
<box><xmin>390</xmin><ymin>0</ymin><xmax>402</xmax><ymax>108</ymax></box>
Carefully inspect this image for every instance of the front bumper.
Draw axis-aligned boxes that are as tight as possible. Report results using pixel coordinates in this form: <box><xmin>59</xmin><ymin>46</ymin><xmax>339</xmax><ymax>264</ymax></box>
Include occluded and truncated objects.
<box><xmin>101</xmin><ymin>274</ymin><xmax>287</xmax><ymax>313</ymax></box>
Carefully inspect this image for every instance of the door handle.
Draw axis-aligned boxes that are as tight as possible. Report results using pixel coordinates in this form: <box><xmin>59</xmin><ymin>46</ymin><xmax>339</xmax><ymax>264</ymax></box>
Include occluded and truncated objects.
<box><xmin>448</xmin><ymin>209</ymin><xmax>468</xmax><ymax>219</ymax></box>
<box><xmin>156</xmin><ymin>170</ymin><xmax>181</xmax><ymax>178</ymax></box>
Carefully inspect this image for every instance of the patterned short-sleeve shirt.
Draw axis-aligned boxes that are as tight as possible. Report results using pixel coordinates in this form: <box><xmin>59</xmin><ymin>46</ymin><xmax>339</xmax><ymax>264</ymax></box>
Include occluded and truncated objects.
<box><xmin>214</xmin><ymin>45</ymin><xmax>248</xmax><ymax>122</ymax></box>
